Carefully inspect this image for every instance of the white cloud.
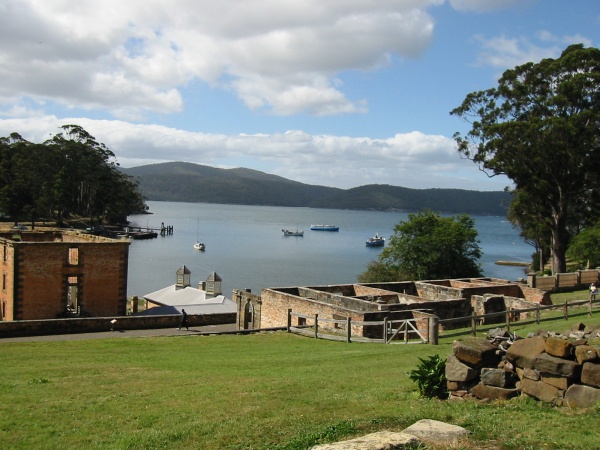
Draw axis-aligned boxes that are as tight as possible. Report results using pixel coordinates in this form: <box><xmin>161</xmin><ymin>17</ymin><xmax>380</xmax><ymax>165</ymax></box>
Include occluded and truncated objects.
<box><xmin>0</xmin><ymin>116</ymin><xmax>508</xmax><ymax>191</ymax></box>
<box><xmin>473</xmin><ymin>35</ymin><xmax>563</xmax><ymax>69</ymax></box>
<box><xmin>0</xmin><ymin>0</ymin><xmax>441</xmax><ymax>118</ymax></box>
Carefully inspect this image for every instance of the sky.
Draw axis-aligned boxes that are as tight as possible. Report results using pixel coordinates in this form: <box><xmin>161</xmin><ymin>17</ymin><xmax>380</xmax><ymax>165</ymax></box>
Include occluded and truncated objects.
<box><xmin>0</xmin><ymin>0</ymin><xmax>598</xmax><ymax>191</ymax></box>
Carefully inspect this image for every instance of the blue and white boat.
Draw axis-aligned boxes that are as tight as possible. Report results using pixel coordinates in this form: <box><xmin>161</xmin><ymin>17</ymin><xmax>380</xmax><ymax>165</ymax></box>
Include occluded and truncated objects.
<box><xmin>365</xmin><ymin>233</ymin><xmax>385</xmax><ymax>247</ymax></box>
<box><xmin>310</xmin><ymin>224</ymin><xmax>339</xmax><ymax>231</ymax></box>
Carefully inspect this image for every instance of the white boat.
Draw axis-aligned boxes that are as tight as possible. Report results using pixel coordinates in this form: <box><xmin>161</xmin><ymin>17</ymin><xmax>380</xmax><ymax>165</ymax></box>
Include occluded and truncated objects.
<box><xmin>282</xmin><ymin>229</ymin><xmax>304</xmax><ymax>236</ymax></box>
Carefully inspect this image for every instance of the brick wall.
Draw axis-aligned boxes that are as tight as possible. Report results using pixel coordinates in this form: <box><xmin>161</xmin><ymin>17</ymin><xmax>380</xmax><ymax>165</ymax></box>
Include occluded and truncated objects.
<box><xmin>1</xmin><ymin>230</ymin><xmax>130</xmax><ymax>321</ymax></box>
<box><xmin>0</xmin><ymin>312</ymin><xmax>236</xmax><ymax>338</ymax></box>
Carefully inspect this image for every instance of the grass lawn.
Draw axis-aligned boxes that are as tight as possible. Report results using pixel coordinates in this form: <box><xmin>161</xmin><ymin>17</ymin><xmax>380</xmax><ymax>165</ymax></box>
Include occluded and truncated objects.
<box><xmin>1</xmin><ymin>303</ymin><xmax>600</xmax><ymax>449</ymax></box>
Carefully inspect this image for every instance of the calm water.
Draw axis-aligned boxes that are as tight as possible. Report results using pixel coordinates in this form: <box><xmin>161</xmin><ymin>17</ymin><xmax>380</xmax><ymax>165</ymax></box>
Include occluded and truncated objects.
<box><xmin>126</xmin><ymin>201</ymin><xmax>533</xmax><ymax>298</ymax></box>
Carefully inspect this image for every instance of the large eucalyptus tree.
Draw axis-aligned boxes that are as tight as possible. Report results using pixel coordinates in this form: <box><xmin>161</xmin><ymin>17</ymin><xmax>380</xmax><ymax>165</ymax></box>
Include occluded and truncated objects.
<box><xmin>451</xmin><ymin>44</ymin><xmax>600</xmax><ymax>274</ymax></box>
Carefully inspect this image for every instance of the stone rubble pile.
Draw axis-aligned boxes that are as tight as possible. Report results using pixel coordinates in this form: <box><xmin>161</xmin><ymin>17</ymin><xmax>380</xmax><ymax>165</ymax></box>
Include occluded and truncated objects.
<box><xmin>446</xmin><ymin>323</ymin><xmax>600</xmax><ymax>408</ymax></box>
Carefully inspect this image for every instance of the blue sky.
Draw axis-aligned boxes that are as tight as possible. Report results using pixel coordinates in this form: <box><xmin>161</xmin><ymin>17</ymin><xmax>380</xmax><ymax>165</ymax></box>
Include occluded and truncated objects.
<box><xmin>0</xmin><ymin>0</ymin><xmax>598</xmax><ymax>190</ymax></box>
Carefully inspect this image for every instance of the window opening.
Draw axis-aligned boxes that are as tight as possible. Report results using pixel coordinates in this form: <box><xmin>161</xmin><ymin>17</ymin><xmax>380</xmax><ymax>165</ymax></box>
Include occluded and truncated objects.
<box><xmin>66</xmin><ymin>275</ymin><xmax>80</xmax><ymax>315</ymax></box>
<box><xmin>68</xmin><ymin>247</ymin><xmax>79</xmax><ymax>265</ymax></box>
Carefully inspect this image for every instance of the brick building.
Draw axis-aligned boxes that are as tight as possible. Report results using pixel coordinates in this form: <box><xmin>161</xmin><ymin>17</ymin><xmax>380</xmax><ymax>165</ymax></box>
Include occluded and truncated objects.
<box><xmin>0</xmin><ymin>229</ymin><xmax>130</xmax><ymax>321</ymax></box>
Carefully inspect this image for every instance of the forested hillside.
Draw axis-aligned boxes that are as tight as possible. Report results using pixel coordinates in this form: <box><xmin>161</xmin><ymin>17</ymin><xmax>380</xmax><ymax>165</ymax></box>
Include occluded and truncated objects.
<box><xmin>121</xmin><ymin>162</ymin><xmax>511</xmax><ymax>215</ymax></box>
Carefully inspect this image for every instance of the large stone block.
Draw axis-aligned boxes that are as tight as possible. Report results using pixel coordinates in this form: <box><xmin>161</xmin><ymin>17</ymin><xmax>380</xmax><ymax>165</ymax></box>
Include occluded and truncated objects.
<box><xmin>506</xmin><ymin>336</ymin><xmax>546</xmax><ymax>369</ymax></box>
<box><xmin>564</xmin><ymin>384</ymin><xmax>600</xmax><ymax>408</ymax></box>
<box><xmin>541</xmin><ymin>374</ymin><xmax>571</xmax><ymax>390</ymax></box>
<box><xmin>470</xmin><ymin>381</ymin><xmax>519</xmax><ymax>401</ymax></box>
<box><xmin>445</xmin><ymin>354</ymin><xmax>478</xmax><ymax>382</ymax></box>
<box><xmin>581</xmin><ymin>362</ymin><xmax>600</xmax><ymax>388</ymax></box>
<box><xmin>519</xmin><ymin>378</ymin><xmax>562</xmax><ymax>403</ymax></box>
<box><xmin>480</xmin><ymin>368</ymin><xmax>516</xmax><ymax>388</ymax></box>
<box><xmin>545</xmin><ymin>337</ymin><xmax>573</xmax><ymax>359</ymax></box>
<box><xmin>533</xmin><ymin>353</ymin><xmax>581</xmax><ymax>378</ymax></box>
<box><xmin>574</xmin><ymin>345</ymin><xmax>599</xmax><ymax>364</ymax></box>
<box><xmin>452</xmin><ymin>338</ymin><xmax>500</xmax><ymax>368</ymax></box>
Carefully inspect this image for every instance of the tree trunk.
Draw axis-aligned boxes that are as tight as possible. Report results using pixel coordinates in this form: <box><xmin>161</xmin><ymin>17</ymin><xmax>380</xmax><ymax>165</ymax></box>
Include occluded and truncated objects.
<box><xmin>551</xmin><ymin>217</ymin><xmax>568</xmax><ymax>274</ymax></box>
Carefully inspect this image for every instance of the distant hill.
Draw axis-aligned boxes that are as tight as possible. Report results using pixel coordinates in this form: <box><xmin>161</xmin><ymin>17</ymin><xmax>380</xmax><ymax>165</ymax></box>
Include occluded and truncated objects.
<box><xmin>121</xmin><ymin>162</ymin><xmax>511</xmax><ymax>215</ymax></box>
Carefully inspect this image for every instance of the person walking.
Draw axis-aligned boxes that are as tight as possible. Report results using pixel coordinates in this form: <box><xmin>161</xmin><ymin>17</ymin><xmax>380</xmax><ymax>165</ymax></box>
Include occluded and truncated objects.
<box><xmin>178</xmin><ymin>309</ymin><xmax>189</xmax><ymax>330</ymax></box>
<box><xmin>590</xmin><ymin>283</ymin><xmax>598</xmax><ymax>301</ymax></box>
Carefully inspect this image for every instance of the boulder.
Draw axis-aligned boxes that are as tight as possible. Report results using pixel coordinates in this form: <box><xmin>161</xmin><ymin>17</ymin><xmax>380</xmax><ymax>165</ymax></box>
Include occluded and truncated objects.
<box><xmin>545</xmin><ymin>337</ymin><xmax>573</xmax><ymax>359</ymax></box>
<box><xmin>445</xmin><ymin>354</ymin><xmax>478</xmax><ymax>382</ymax></box>
<box><xmin>564</xmin><ymin>384</ymin><xmax>600</xmax><ymax>408</ymax></box>
<box><xmin>505</xmin><ymin>336</ymin><xmax>546</xmax><ymax>369</ymax></box>
<box><xmin>310</xmin><ymin>431</ymin><xmax>420</xmax><ymax>449</ymax></box>
<box><xmin>533</xmin><ymin>353</ymin><xmax>581</xmax><ymax>378</ymax></box>
<box><xmin>452</xmin><ymin>338</ymin><xmax>501</xmax><ymax>368</ymax></box>
<box><xmin>541</xmin><ymin>374</ymin><xmax>571</xmax><ymax>390</ymax></box>
<box><xmin>402</xmin><ymin>419</ymin><xmax>470</xmax><ymax>445</ymax></box>
<box><xmin>519</xmin><ymin>378</ymin><xmax>562</xmax><ymax>403</ymax></box>
<box><xmin>574</xmin><ymin>345</ymin><xmax>598</xmax><ymax>364</ymax></box>
<box><xmin>520</xmin><ymin>367</ymin><xmax>541</xmax><ymax>381</ymax></box>
<box><xmin>581</xmin><ymin>362</ymin><xmax>600</xmax><ymax>388</ymax></box>
<box><xmin>480</xmin><ymin>368</ymin><xmax>515</xmax><ymax>388</ymax></box>
<box><xmin>470</xmin><ymin>382</ymin><xmax>519</xmax><ymax>401</ymax></box>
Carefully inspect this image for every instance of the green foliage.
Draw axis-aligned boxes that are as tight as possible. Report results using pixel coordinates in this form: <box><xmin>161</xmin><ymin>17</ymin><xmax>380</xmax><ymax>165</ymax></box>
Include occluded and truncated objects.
<box><xmin>360</xmin><ymin>209</ymin><xmax>482</xmax><ymax>282</ymax></box>
<box><xmin>566</xmin><ymin>226</ymin><xmax>600</xmax><ymax>269</ymax></box>
<box><xmin>451</xmin><ymin>44</ymin><xmax>600</xmax><ymax>275</ymax></box>
<box><xmin>408</xmin><ymin>354</ymin><xmax>448</xmax><ymax>399</ymax></box>
<box><xmin>0</xmin><ymin>125</ymin><xmax>146</xmax><ymax>224</ymax></box>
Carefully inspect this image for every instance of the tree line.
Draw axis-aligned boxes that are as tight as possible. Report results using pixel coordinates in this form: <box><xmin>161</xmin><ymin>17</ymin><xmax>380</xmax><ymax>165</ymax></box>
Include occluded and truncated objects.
<box><xmin>0</xmin><ymin>125</ymin><xmax>146</xmax><ymax>226</ymax></box>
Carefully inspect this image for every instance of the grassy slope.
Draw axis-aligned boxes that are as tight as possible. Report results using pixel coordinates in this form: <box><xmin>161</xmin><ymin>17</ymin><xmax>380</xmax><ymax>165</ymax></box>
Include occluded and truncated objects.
<box><xmin>1</xmin><ymin>300</ymin><xmax>599</xmax><ymax>449</ymax></box>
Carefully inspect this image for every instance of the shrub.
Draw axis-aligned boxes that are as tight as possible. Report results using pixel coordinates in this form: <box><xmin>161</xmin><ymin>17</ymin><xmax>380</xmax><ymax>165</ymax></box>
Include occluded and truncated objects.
<box><xmin>408</xmin><ymin>354</ymin><xmax>448</xmax><ymax>399</ymax></box>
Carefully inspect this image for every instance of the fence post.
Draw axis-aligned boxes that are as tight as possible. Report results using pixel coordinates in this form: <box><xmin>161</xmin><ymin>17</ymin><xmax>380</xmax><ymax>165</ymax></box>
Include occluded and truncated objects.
<box><xmin>314</xmin><ymin>314</ymin><xmax>319</xmax><ymax>339</ymax></box>
<box><xmin>471</xmin><ymin>312</ymin><xmax>477</xmax><ymax>337</ymax></box>
<box><xmin>404</xmin><ymin>320</ymin><xmax>409</xmax><ymax>344</ymax></box>
<box><xmin>346</xmin><ymin>317</ymin><xmax>352</xmax><ymax>343</ymax></box>
<box><xmin>563</xmin><ymin>300</ymin><xmax>568</xmax><ymax>320</ymax></box>
<box><xmin>536</xmin><ymin>304</ymin><xmax>540</xmax><ymax>324</ymax></box>
<box><xmin>589</xmin><ymin>298</ymin><xmax>593</xmax><ymax>318</ymax></box>
<box><xmin>505</xmin><ymin>310</ymin><xmax>511</xmax><ymax>332</ymax></box>
<box><xmin>287</xmin><ymin>308</ymin><xmax>292</xmax><ymax>332</ymax></box>
<box><xmin>383</xmin><ymin>317</ymin><xmax>388</xmax><ymax>344</ymax></box>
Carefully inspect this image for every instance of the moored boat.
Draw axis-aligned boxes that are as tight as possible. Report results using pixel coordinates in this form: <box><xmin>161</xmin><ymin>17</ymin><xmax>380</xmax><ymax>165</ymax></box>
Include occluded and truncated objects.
<box><xmin>194</xmin><ymin>241</ymin><xmax>206</xmax><ymax>251</ymax></box>
<box><xmin>366</xmin><ymin>233</ymin><xmax>385</xmax><ymax>247</ymax></box>
<box><xmin>282</xmin><ymin>229</ymin><xmax>304</xmax><ymax>236</ymax></box>
<box><xmin>310</xmin><ymin>224</ymin><xmax>339</xmax><ymax>231</ymax></box>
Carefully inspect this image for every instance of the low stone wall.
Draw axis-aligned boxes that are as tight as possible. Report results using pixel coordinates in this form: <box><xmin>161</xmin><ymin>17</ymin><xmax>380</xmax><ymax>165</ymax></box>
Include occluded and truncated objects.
<box><xmin>0</xmin><ymin>312</ymin><xmax>236</xmax><ymax>338</ymax></box>
<box><xmin>446</xmin><ymin>324</ymin><xmax>600</xmax><ymax>408</ymax></box>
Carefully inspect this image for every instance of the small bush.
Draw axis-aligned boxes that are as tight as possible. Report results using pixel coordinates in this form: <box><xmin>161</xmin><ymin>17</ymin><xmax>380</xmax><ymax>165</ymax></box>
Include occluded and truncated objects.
<box><xmin>408</xmin><ymin>354</ymin><xmax>448</xmax><ymax>399</ymax></box>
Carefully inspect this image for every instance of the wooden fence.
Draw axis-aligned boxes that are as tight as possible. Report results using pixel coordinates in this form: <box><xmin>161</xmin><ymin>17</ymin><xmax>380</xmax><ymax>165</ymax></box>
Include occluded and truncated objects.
<box><xmin>286</xmin><ymin>299</ymin><xmax>599</xmax><ymax>345</ymax></box>
<box><xmin>286</xmin><ymin>309</ymin><xmax>431</xmax><ymax>344</ymax></box>
<box><xmin>436</xmin><ymin>298</ymin><xmax>599</xmax><ymax>343</ymax></box>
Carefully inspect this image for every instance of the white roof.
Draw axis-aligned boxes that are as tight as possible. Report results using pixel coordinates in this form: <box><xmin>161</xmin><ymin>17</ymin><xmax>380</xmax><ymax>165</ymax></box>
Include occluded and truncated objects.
<box><xmin>144</xmin><ymin>285</ymin><xmax>209</xmax><ymax>306</ymax></box>
<box><xmin>139</xmin><ymin>284</ymin><xmax>237</xmax><ymax>315</ymax></box>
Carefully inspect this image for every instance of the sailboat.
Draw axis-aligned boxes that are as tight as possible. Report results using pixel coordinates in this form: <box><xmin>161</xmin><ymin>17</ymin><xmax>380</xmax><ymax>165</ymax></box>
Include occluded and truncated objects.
<box><xmin>193</xmin><ymin>218</ymin><xmax>206</xmax><ymax>251</ymax></box>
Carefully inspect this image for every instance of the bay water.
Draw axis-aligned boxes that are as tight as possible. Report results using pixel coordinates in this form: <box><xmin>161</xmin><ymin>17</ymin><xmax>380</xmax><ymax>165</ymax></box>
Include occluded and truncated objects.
<box><xmin>126</xmin><ymin>201</ymin><xmax>533</xmax><ymax>298</ymax></box>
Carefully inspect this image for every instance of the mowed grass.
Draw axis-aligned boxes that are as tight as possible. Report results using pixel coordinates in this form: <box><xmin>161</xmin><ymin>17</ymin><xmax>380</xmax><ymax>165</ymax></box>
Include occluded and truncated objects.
<box><xmin>2</xmin><ymin>306</ymin><xmax>600</xmax><ymax>449</ymax></box>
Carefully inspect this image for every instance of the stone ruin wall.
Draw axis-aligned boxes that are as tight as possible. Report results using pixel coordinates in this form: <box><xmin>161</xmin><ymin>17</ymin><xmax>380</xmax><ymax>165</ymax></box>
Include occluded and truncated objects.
<box><xmin>446</xmin><ymin>325</ymin><xmax>600</xmax><ymax>408</ymax></box>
